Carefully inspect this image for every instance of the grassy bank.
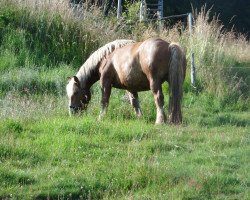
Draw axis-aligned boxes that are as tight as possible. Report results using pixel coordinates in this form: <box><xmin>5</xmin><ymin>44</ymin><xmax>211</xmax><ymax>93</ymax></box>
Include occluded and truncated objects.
<box><xmin>0</xmin><ymin>0</ymin><xmax>249</xmax><ymax>199</ymax></box>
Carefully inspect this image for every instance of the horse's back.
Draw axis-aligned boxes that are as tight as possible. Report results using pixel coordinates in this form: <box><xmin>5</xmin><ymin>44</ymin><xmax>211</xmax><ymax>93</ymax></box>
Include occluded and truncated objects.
<box><xmin>109</xmin><ymin>42</ymin><xmax>150</xmax><ymax>91</ymax></box>
<box><xmin>106</xmin><ymin>38</ymin><xmax>172</xmax><ymax>91</ymax></box>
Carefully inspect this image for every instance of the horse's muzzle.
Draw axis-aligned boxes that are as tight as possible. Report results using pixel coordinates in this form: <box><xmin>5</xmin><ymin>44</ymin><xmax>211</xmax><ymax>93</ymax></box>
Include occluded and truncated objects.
<box><xmin>69</xmin><ymin>106</ymin><xmax>81</xmax><ymax>115</ymax></box>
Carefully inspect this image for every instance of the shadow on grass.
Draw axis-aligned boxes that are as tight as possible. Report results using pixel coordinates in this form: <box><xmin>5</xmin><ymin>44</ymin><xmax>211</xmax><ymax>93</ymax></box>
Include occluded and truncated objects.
<box><xmin>198</xmin><ymin>113</ymin><xmax>249</xmax><ymax>127</ymax></box>
<box><xmin>35</xmin><ymin>186</ymin><xmax>101</xmax><ymax>200</ymax></box>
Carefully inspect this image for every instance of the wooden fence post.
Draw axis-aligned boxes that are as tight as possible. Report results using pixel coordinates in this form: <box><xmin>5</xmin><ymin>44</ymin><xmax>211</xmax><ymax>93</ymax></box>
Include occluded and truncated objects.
<box><xmin>140</xmin><ymin>0</ymin><xmax>145</xmax><ymax>22</ymax></box>
<box><xmin>117</xmin><ymin>0</ymin><xmax>122</xmax><ymax>19</ymax></box>
<box><xmin>188</xmin><ymin>13</ymin><xmax>196</xmax><ymax>89</ymax></box>
<box><xmin>158</xmin><ymin>0</ymin><xmax>164</xmax><ymax>29</ymax></box>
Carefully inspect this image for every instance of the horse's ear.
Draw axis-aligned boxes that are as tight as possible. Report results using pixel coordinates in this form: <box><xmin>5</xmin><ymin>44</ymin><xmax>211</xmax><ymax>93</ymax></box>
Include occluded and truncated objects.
<box><xmin>73</xmin><ymin>76</ymin><xmax>80</xmax><ymax>87</ymax></box>
<box><xmin>73</xmin><ymin>76</ymin><xmax>79</xmax><ymax>82</ymax></box>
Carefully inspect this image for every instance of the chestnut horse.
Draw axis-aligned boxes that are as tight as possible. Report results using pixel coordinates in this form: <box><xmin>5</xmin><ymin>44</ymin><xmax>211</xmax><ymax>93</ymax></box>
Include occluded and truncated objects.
<box><xmin>66</xmin><ymin>38</ymin><xmax>186</xmax><ymax>124</ymax></box>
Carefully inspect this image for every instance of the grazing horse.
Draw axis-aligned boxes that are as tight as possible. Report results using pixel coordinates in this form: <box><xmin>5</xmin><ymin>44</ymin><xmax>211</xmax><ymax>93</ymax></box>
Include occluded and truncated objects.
<box><xmin>66</xmin><ymin>38</ymin><xmax>186</xmax><ymax>124</ymax></box>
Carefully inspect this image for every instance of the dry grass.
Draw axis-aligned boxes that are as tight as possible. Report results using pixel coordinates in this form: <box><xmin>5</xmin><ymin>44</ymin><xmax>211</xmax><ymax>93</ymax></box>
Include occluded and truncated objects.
<box><xmin>5</xmin><ymin>0</ymin><xmax>129</xmax><ymax>45</ymax></box>
<box><xmin>193</xmin><ymin>6</ymin><xmax>250</xmax><ymax>64</ymax></box>
<box><xmin>12</xmin><ymin>0</ymin><xmax>75</xmax><ymax>19</ymax></box>
<box><xmin>192</xmin><ymin>7</ymin><xmax>249</xmax><ymax>98</ymax></box>
<box><xmin>0</xmin><ymin>91</ymin><xmax>67</xmax><ymax>120</ymax></box>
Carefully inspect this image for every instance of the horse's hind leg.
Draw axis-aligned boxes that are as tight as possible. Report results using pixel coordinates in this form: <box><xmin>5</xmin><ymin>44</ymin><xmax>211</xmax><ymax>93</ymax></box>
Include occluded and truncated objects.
<box><xmin>127</xmin><ymin>91</ymin><xmax>143</xmax><ymax>117</ymax></box>
<box><xmin>150</xmin><ymin>81</ymin><xmax>166</xmax><ymax>124</ymax></box>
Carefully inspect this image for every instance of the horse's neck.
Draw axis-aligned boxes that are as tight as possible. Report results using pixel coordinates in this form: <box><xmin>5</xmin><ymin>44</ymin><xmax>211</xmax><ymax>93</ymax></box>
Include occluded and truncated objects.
<box><xmin>77</xmin><ymin>67</ymin><xmax>99</xmax><ymax>90</ymax></box>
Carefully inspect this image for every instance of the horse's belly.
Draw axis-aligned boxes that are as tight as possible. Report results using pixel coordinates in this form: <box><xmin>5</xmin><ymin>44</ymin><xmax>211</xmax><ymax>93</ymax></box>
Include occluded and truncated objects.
<box><xmin>125</xmin><ymin>73</ymin><xmax>150</xmax><ymax>91</ymax></box>
<box><xmin>113</xmin><ymin>65</ymin><xmax>149</xmax><ymax>91</ymax></box>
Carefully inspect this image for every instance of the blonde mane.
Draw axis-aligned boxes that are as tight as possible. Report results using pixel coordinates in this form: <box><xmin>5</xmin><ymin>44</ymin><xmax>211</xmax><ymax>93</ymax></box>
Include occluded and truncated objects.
<box><xmin>76</xmin><ymin>39</ymin><xmax>135</xmax><ymax>85</ymax></box>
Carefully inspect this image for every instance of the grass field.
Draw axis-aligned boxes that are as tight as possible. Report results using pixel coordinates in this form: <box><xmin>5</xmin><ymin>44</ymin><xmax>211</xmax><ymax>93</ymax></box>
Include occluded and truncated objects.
<box><xmin>0</xmin><ymin>87</ymin><xmax>249</xmax><ymax>199</ymax></box>
<box><xmin>0</xmin><ymin>99</ymin><xmax>249</xmax><ymax>199</ymax></box>
<box><xmin>0</xmin><ymin>0</ymin><xmax>249</xmax><ymax>199</ymax></box>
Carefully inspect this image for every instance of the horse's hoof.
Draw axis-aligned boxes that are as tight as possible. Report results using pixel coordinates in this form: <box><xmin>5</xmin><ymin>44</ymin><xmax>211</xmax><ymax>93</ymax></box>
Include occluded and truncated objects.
<box><xmin>136</xmin><ymin>113</ymin><xmax>143</xmax><ymax>118</ymax></box>
<box><xmin>155</xmin><ymin>120</ymin><xmax>165</xmax><ymax>125</ymax></box>
<box><xmin>155</xmin><ymin>115</ymin><xmax>166</xmax><ymax>125</ymax></box>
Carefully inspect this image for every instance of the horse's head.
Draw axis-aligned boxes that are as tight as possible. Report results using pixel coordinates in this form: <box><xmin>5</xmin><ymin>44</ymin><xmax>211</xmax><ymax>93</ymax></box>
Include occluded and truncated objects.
<box><xmin>66</xmin><ymin>76</ymin><xmax>91</xmax><ymax>115</ymax></box>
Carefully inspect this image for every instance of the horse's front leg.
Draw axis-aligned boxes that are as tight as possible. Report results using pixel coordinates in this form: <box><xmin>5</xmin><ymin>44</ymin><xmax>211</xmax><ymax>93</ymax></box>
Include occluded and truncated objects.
<box><xmin>127</xmin><ymin>91</ymin><xmax>143</xmax><ymax>117</ymax></box>
<box><xmin>99</xmin><ymin>79</ymin><xmax>112</xmax><ymax>120</ymax></box>
<box><xmin>150</xmin><ymin>81</ymin><xmax>166</xmax><ymax>124</ymax></box>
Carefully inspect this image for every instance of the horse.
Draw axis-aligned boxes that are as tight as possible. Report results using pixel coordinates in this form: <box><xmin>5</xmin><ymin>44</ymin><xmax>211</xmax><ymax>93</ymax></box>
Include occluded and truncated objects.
<box><xmin>66</xmin><ymin>38</ymin><xmax>186</xmax><ymax>124</ymax></box>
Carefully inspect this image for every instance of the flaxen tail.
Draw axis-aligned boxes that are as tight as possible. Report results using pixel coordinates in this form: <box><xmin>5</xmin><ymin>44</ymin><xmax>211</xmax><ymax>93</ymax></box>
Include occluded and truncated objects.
<box><xmin>168</xmin><ymin>43</ymin><xmax>186</xmax><ymax>124</ymax></box>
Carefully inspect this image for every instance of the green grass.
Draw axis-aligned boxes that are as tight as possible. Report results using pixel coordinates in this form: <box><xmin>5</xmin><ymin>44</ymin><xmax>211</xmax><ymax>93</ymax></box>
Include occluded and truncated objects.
<box><xmin>0</xmin><ymin>87</ymin><xmax>249</xmax><ymax>199</ymax></box>
<box><xmin>0</xmin><ymin>114</ymin><xmax>249</xmax><ymax>199</ymax></box>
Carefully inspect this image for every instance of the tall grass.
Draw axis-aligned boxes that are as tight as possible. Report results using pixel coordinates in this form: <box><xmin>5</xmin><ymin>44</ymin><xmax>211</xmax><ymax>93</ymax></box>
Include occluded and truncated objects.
<box><xmin>191</xmin><ymin>7</ymin><xmax>249</xmax><ymax>100</ymax></box>
<box><xmin>0</xmin><ymin>0</ymin><xmax>124</xmax><ymax>68</ymax></box>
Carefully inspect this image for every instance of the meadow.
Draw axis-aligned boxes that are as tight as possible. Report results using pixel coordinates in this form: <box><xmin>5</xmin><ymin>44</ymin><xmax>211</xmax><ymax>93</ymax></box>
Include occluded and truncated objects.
<box><xmin>0</xmin><ymin>0</ymin><xmax>249</xmax><ymax>199</ymax></box>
